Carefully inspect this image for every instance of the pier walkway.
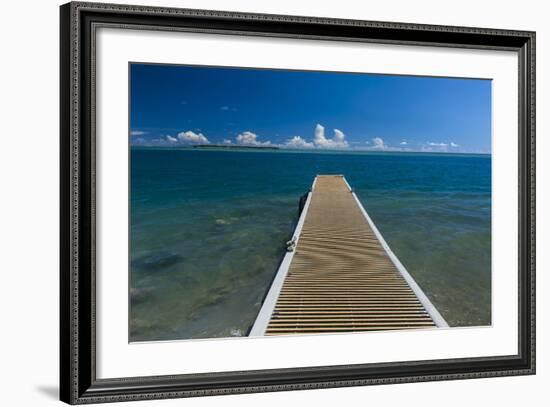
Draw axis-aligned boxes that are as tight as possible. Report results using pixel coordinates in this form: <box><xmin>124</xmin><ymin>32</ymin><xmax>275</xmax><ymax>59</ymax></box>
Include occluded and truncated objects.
<box><xmin>250</xmin><ymin>175</ymin><xmax>447</xmax><ymax>336</ymax></box>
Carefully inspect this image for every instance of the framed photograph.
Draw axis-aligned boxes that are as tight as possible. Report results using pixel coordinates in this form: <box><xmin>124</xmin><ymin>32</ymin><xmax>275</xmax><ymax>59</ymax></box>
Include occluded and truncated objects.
<box><xmin>60</xmin><ymin>1</ymin><xmax>535</xmax><ymax>404</ymax></box>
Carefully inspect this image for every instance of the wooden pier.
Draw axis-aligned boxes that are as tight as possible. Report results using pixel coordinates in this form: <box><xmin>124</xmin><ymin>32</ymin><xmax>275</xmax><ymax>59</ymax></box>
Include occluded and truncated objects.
<box><xmin>249</xmin><ymin>175</ymin><xmax>447</xmax><ymax>336</ymax></box>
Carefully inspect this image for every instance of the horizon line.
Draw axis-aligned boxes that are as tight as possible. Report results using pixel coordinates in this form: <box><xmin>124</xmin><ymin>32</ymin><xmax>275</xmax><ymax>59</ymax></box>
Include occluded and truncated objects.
<box><xmin>130</xmin><ymin>145</ymin><xmax>491</xmax><ymax>156</ymax></box>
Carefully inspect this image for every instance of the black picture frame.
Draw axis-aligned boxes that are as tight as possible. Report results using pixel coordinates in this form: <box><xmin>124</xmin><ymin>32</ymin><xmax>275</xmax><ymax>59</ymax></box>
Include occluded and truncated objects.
<box><xmin>60</xmin><ymin>1</ymin><xmax>536</xmax><ymax>404</ymax></box>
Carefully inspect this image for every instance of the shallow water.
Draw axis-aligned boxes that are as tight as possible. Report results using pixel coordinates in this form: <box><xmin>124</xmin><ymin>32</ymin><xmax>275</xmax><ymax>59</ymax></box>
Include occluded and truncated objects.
<box><xmin>129</xmin><ymin>148</ymin><xmax>491</xmax><ymax>341</ymax></box>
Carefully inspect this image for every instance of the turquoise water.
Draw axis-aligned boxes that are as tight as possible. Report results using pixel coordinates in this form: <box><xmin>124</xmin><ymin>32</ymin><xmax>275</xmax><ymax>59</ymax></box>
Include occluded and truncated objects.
<box><xmin>129</xmin><ymin>148</ymin><xmax>491</xmax><ymax>342</ymax></box>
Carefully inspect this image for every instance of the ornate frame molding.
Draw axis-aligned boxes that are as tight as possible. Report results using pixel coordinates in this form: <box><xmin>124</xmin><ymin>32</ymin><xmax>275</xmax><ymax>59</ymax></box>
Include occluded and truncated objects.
<box><xmin>60</xmin><ymin>2</ymin><xmax>535</xmax><ymax>404</ymax></box>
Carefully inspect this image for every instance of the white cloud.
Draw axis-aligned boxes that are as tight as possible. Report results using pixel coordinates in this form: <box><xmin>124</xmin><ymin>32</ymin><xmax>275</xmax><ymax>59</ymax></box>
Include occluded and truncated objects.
<box><xmin>166</xmin><ymin>135</ymin><xmax>178</xmax><ymax>143</ymax></box>
<box><xmin>334</xmin><ymin>129</ymin><xmax>346</xmax><ymax>143</ymax></box>
<box><xmin>285</xmin><ymin>136</ymin><xmax>314</xmax><ymax>149</ymax></box>
<box><xmin>177</xmin><ymin>131</ymin><xmax>209</xmax><ymax>144</ymax></box>
<box><xmin>423</xmin><ymin>142</ymin><xmax>450</xmax><ymax>152</ymax></box>
<box><xmin>424</xmin><ymin>142</ymin><xmax>461</xmax><ymax>152</ymax></box>
<box><xmin>236</xmin><ymin>131</ymin><xmax>271</xmax><ymax>146</ymax></box>
<box><xmin>222</xmin><ymin>139</ymin><xmax>233</xmax><ymax>145</ymax></box>
<box><xmin>131</xmin><ymin>130</ymin><xmax>146</xmax><ymax>136</ymax></box>
<box><xmin>313</xmin><ymin>124</ymin><xmax>349</xmax><ymax>149</ymax></box>
<box><xmin>372</xmin><ymin>137</ymin><xmax>386</xmax><ymax>149</ymax></box>
<box><xmin>400</xmin><ymin>140</ymin><xmax>408</xmax><ymax>145</ymax></box>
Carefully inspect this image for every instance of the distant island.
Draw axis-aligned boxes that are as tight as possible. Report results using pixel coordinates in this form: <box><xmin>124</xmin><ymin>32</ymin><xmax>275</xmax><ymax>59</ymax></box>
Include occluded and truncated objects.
<box><xmin>193</xmin><ymin>144</ymin><xmax>280</xmax><ymax>151</ymax></box>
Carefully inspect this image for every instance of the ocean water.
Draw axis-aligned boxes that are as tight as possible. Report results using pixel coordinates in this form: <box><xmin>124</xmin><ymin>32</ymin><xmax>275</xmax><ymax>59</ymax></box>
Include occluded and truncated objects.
<box><xmin>130</xmin><ymin>148</ymin><xmax>491</xmax><ymax>342</ymax></box>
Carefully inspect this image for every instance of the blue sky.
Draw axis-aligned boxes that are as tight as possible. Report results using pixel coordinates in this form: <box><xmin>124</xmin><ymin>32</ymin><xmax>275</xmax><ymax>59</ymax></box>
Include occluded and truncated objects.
<box><xmin>130</xmin><ymin>63</ymin><xmax>491</xmax><ymax>154</ymax></box>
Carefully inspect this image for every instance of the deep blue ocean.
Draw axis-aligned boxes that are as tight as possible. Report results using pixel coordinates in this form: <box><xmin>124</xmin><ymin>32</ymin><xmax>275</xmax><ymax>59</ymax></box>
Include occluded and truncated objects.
<box><xmin>129</xmin><ymin>148</ymin><xmax>491</xmax><ymax>341</ymax></box>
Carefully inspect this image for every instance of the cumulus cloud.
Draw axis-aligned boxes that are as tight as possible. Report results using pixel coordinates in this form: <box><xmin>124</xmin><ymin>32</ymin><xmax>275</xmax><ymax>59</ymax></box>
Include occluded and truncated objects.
<box><xmin>400</xmin><ymin>140</ymin><xmax>408</xmax><ymax>145</ymax></box>
<box><xmin>236</xmin><ymin>131</ymin><xmax>271</xmax><ymax>146</ymax></box>
<box><xmin>371</xmin><ymin>137</ymin><xmax>386</xmax><ymax>149</ymax></box>
<box><xmin>450</xmin><ymin>142</ymin><xmax>459</xmax><ymax>148</ymax></box>
<box><xmin>313</xmin><ymin>124</ymin><xmax>349</xmax><ymax>149</ymax></box>
<box><xmin>222</xmin><ymin>139</ymin><xmax>233</xmax><ymax>145</ymax></box>
<box><xmin>177</xmin><ymin>131</ymin><xmax>209</xmax><ymax>144</ymax></box>
<box><xmin>334</xmin><ymin>129</ymin><xmax>346</xmax><ymax>142</ymax></box>
<box><xmin>428</xmin><ymin>142</ymin><xmax>448</xmax><ymax>147</ymax></box>
<box><xmin>166</xmin><ymin>135</ymin><xmax>178</xmax><ymax>143</ymax></box>
<box><xmin>285</xmin><ymin>136</ymin><xmax>314</xmax><ymax>149</ymax></box>
<box><xmin>131</xmin><ymin>130</ymin><xmax>146</xmax><ymax>136</ymax></box>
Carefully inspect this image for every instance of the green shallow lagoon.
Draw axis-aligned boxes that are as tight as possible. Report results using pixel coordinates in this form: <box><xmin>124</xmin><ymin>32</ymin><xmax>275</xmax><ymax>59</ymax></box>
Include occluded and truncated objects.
<box><xmin>130</xmin><ymin>148</ymin><xmax>491</xmax><ymax>341</ymax></box>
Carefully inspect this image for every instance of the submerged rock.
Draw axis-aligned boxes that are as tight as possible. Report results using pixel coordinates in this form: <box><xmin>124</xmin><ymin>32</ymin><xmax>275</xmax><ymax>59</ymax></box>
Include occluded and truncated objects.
<box><xmin>131</xmin><ymin>251</ymin><xmax>184</xmax><ymax>272</ymax></box>
<box><xmin>230</xmin><ymin>328</ymin><xmax>243</xmax><ymax>337</ymax></box>
<box><xmin>215</xmin><ymin>217</ymin><xmax>239</xmax><ymax>226</ymax></box>
<box><xmin>215</xmin><ymin>218</ymin><xmax>229</xmax><ymax>225</ymax></box>
<box><xmin>130</xmin><ymin>286</ymin><xmax>155</xmax><ymax>304</ymax></box>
